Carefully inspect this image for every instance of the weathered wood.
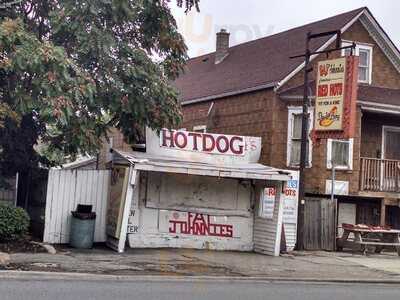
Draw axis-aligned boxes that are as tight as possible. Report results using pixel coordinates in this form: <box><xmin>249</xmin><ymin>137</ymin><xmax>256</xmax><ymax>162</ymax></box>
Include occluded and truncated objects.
<box><xmin>303</xmin><ymin>197</ymin><xmax>337</xmax><ymax>251</ymax></box>
<box><xmin>380</xmin><ymin>199</ymin><xmax>386</xmax><ymax>226</ymax></box>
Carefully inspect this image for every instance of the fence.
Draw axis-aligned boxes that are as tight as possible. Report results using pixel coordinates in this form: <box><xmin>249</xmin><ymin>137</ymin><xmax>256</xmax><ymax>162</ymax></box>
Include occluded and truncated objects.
<box><xmin>43</xmin><ymin>169</ymin><xmax>110</xmax><ymax>244</ymax></box>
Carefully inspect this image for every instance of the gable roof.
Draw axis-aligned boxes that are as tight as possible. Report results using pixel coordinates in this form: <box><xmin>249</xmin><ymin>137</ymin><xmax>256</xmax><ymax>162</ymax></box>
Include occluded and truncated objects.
<box><xmin>174</xmin><ymin>7</ymin><xmax>400</xmax><ymax>105</ymax></box>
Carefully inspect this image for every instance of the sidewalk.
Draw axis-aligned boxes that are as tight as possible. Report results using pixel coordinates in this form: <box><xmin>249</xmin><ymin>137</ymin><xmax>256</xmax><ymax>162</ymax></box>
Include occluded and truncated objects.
<box><xmin>2</xmin><ymin>245</ymin><xmax>400</xmax><ymax>281</ymax></box>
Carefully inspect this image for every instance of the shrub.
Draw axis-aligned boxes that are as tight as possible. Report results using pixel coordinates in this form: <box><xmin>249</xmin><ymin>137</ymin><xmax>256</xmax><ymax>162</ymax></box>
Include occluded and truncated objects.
<box><xmin>0</xmin><ymin>204</ymin><xmax>30</xmax><ymax>241</ymax></box>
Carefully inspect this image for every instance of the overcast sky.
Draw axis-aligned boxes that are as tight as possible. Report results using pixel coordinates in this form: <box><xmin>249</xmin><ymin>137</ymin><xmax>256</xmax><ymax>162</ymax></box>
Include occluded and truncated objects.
<box><xmin>171</xmin><ymin>0</ymin><xmax>399</xmax><ymax>58</ymax></box>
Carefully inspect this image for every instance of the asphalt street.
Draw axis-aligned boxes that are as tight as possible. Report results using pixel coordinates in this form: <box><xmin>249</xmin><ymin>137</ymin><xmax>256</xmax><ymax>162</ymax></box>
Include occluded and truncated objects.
<box><xmin>0</xmin><ymin>278</ymin><xmax>400</xmax><ymax>300</ymax></box>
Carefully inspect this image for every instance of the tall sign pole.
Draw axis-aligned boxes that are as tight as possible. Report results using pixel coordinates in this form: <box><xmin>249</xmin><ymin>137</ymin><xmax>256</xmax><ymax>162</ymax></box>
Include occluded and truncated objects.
<box><xmin>290</xmin><ymin>30</ymin><xmax>355</xmax><ymax>250</ymax></box>
<box><xmin>296</xmin><ymin>32</ymin><xmax>311</xmax><ymax>251</ymax></box>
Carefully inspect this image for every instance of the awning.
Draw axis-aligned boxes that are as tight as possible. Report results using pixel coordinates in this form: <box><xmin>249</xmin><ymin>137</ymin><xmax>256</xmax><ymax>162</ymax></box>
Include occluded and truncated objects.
<box><xmin>112</xmin><ymin>149</ymin><xmax>291</xmax><ymax>182</ymax></box>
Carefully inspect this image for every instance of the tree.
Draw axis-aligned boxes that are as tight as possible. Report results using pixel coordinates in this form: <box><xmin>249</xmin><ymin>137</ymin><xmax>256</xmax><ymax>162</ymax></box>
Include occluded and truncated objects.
<box><xmin>0</xmin><ymin>0</ymin><xmax>199</xmax><ymax>187</ymax></box>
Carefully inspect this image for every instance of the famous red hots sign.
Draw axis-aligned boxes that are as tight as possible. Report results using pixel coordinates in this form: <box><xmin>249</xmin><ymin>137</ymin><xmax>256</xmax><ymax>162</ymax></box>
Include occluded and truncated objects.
<box><xmin>145</xmin><ymin>128</ymin><xmax>262</xmax><ymax>164</ymax></box>
<box><xmin>315</xmin><ymin>57</ymin><xmax>346</xmax><ymax>131</ymax></box>
<box><xmin>160</xmin><ymin>129</ymin><xmax>247</xmax><ymax>156</ymax></box>
<box><xmin>314</xmin><ymin>56</ymin><xmax>358</xmax><ymax>137</ymax></box>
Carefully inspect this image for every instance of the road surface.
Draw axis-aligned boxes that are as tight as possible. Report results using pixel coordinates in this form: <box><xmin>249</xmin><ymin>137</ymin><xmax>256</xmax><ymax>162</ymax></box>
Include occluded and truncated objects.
<box><xmin>0</xmin><ymin>278</ymin><xmax>399</xmax><ymax>300</ymax></box>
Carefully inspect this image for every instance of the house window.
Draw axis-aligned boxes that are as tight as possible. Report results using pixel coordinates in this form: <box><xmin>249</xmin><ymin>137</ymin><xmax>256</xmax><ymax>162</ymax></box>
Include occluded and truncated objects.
<box><xmin>193</xmin><ymin>125</ymin><xmax>206</xmax><ymax>133</ymax></box>
<box><xmin>342</xmin><ymin>41</ymin><xmax>373</xmax><ymax>84</ymax></box>
<box><xmin>287</xmin><ymin>107</ymin><xmax>313</xmax><ymax>167</ymax></box>
<box><xmin>327</xmin><ymin>139</ymin><xmax>354</xmax><ymax>170</ymax></box>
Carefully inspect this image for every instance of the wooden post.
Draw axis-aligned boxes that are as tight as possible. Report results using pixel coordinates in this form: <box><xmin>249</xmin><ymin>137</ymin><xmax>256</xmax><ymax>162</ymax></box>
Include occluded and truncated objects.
<box><xmin>380</xmin><ymin>199</ymin><xmax>386</xmax><ymax>227</ymax></box>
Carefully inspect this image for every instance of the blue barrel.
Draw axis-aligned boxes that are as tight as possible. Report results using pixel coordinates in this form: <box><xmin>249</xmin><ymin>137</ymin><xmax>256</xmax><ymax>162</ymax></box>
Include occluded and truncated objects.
<box><xmin>69</xmin><ymin>213</ymin><xmax>96</xmax><ymax>249</ymax></box>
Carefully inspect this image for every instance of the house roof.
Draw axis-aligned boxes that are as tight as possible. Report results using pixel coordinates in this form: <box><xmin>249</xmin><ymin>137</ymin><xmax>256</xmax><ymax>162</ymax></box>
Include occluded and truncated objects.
<box><xmin>174</xmin><ymin>7</ymin><xmax>366</xmax><ymax>104</ymax></box>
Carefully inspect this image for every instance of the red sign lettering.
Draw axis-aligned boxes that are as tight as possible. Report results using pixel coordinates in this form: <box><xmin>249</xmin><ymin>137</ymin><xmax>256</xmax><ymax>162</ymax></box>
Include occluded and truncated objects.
<box><xmin>318</xmin><ymin>84</ymin><xmax>329</xmax><ymax>97</ymax></box>
<box><xmin>169</xmin><ymin>212</ymin><xmax>233</xmax><ymax>238</ymax></box>
<box><xmin>329</xmin><ymin>83</ymin><xmax>343</xmax><ymax>96</ymax></box>
<box><xmin>160</xmin><ymin>129</ymin><xmax>246</xmax><ymax>156</ymax></box>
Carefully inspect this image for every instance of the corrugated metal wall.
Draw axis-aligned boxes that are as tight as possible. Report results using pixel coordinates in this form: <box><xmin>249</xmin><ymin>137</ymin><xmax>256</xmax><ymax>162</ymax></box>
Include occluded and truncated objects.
<box><xmin>253</xmin><ymin>184</ymin><xmax>284</xmax><ymax>256</ymax></box>
<box><xmin>43</xmin><ymin>169</ymin><xmax>110</xmax><ymax>244</ymax></box>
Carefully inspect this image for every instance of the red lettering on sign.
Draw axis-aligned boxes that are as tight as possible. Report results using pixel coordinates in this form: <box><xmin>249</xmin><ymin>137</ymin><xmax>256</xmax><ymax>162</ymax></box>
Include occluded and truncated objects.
<box><xmin>230</xmin><ymin>136</ymin><xmax>244</xmax><ymax>154</ymax></box>
<box><xmin>319</xmin><ymin>64</ymin><xmax>329</xmax><ymax>77</ymax></box>
<box><xmin>174</xmin><ymin>131</ymin><xmax>188</xmax><ymax>149</ymax></box>
<box><xmin>188</xmin><ymin>132</ymin><xmax>202</xmax><ymax>150</ymax></box>
<box><xmin>160</xmin><ymin>129</ymin><xmax>248</xmax><ymax>156</ymax></box>
<box><xmin>216</xmin><ymin>135</ymin><xmax>229</xmax><ymax>153</ymax></box>
<box><xmin>169</xmin><ymin>212</ymin><xmax>233</xmax><ymax>238</ymax></box>
<box><xmin>284</xmin><ymin>189</ymin><xmax>296</xmax><ymax>196</ymax></box>
<box><xmin>161</xmin><ymin>129</ymin><xmax>174</xmax><ymax>147</ymax></box>
<box><xmin>202</xmin><ymin>134</ymin><xmax>215</xmax><ymax>152</ymax></box>
<box><xmin>266</xmin><ymin>187</ymin><xmax>276</xmax><ymax>196</ymax></box>
<box><xmin>318</xmin><ymin>84</ymin><xmax>329</xmax><ymax>97</ymax></box>
<box><xmin>329</xmin><ymin>83</ymin><xmax>343</xmax><ymax>96</ymax></box>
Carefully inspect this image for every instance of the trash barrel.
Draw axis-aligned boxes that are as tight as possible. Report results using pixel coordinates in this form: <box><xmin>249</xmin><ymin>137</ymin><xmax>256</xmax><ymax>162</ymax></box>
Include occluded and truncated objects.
<box><xmin>69</xmin><ymin>204</ymin><xmax>96</xmax><ymax>249</ymax></box>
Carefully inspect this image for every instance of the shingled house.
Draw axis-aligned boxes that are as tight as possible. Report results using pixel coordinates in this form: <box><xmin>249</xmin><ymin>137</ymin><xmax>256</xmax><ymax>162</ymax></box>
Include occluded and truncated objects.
<box><xmin>174</xmin><ymin>7</ymin><xmax>400</xmax><ymax>234</ymax></box>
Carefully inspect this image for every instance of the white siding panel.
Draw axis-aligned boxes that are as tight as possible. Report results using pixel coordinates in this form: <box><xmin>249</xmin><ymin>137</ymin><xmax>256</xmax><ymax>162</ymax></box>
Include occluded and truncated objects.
<box><xmin>44</xmin><ymin>170</ymin><xmax>110</xmax><ymax>244</ymax></box>
<box><xmin>253</xmin><ymin>183</ymin><xmax>284</xmax><ymax>256</ymax></box>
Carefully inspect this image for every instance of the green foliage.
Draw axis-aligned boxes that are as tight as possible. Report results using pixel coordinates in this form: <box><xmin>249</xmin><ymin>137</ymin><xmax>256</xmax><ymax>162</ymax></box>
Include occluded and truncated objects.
<box><xmin>0</xmin><ymin>203</ymin><xmax>30</xmax><ymax>241</ymax></box>
<box><xmin>0</xmin><ymin>1</ymin><xmax>198</xmax><ymax>185</ymax></box>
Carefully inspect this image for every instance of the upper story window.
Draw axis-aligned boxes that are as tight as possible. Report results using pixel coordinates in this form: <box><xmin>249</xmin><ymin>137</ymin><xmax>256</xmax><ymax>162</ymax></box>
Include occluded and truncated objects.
<box><xmin>287</xmin><ymin>107</ymin><xmax>313</xmax><ymax>168</ymax></box>
<box><xmin>327</xmin><ymin>139</ymin><xmax>354</xmax><ymax>170</ymax></box>
<box><xmin>342</xmin><ymin>41</ymin><xmax>373</xmax><ymax>84</ymax></box>
<box><xmin>193</xmin><ymin>125</ymin><xmax>207</xmax><ymax>133</ymax></box>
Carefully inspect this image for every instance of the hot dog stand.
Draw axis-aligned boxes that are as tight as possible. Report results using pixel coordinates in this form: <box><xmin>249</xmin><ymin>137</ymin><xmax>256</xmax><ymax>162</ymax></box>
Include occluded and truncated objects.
<box><xmin>105</xmin><ymin>128</ymin><xmax>297</xmax><ymax>256</ymax></box>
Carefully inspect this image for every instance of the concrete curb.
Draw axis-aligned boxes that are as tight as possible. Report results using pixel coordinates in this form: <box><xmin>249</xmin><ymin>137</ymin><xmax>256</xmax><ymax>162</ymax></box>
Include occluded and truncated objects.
<box><xmin>1</xmin><ymin>270</ymin><xmax>400</xmax><ymax>284</ymax></box>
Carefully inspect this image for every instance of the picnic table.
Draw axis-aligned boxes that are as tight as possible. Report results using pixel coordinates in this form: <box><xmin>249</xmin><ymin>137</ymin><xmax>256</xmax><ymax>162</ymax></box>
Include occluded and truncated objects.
<box><xmin>337</xmin><ymin>223</ymin><xmax>400</xmax><ymax>255</ymax></box>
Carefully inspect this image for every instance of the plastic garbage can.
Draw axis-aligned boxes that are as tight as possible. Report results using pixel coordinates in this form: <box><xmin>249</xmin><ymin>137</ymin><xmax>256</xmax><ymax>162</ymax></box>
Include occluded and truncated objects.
<box><xmin>69</xmin><ymin>205</ymin><xmax>96</xmax><ymax>249</ymax></box>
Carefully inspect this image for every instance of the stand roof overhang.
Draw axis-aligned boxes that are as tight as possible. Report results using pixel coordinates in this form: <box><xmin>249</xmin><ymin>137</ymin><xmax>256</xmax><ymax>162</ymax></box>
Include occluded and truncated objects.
<box><xmin>112</xmin><ymin>149</ymin><xmax>291</xmax><ymax>182</ymax></box>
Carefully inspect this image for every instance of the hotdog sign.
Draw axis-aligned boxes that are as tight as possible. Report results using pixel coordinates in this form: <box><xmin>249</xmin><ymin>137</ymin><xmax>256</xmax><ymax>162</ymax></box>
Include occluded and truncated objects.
<box><xmin>145</xmin><ymin>128</ymin><xmax>262</xmax><ymax>164</ymax></box>
<box><xmin>160</xmin><ymin>129</ymin><xmax>248</xmax><ymax>156</ymax></box>
<box><xmin>315</xmin><ymin>57</ymin><xmax>347</xmax><ymax>131</ymax></box>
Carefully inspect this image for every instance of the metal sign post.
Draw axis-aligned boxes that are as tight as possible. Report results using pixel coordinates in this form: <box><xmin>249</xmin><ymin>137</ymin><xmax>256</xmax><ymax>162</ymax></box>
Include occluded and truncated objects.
<box><xmin>290</xmin><ymin>30</ymin><xmax>355</xmax><ymax>250</ymax></box>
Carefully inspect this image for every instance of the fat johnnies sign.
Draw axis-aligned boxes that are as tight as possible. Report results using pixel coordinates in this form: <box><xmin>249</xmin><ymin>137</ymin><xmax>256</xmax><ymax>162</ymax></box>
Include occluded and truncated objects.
<box><xmin>145</xmin><ymin>128</ymin><xmax>262</xmax><ymax>164</ymax></box>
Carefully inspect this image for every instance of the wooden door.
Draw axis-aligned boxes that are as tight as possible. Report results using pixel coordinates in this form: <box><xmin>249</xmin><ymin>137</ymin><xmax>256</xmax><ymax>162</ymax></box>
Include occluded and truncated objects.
<box><xmin>303</xmin><ymin>197</ymin><xmax>337</xmax><ymax>251</ymax></box>
<box><xmin>384</xmin><ymin>128</ymin><xmax>400</xmax><ymax>160</ymax></box>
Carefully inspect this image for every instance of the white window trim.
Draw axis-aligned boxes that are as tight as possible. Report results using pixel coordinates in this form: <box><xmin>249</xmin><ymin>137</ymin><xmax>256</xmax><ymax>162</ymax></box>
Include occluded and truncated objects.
<box><xmin>193</xmin><ymin>125</ymin><xmax>207</xmax><ymax>133</ymax></box>
<box><xmin>382</xmin><ymin>125</ymin><xmax>400</xmax><ymax>159</ymax></box>
<box><xmin>287</xmin><ymin>106</ymin><xmax>313</xmax><ymax>168</ymax></box>
<box><xmin>341</xmin><ymin>41</ymin><xmax>373</xmax><ymax>85</ymax></box>
<box><xmin>326</xmin><ymin>138</ymin><xmax>354</xmax><ymax>170</ymax></box>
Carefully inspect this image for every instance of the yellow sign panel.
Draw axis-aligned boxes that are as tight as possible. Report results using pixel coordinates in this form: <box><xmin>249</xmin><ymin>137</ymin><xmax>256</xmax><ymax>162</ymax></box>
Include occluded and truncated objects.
<box><xmin>315</xmin><ymin>57</ymin><xmax>346</xmax><ymax>131</ymax></box>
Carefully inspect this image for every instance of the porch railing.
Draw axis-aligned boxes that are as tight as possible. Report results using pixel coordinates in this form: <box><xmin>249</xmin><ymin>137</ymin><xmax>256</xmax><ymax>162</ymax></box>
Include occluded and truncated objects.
<box><xmin>360</xmin><ymin>157</ymin><xmax>400</xmax><ymax>192</ymax></box>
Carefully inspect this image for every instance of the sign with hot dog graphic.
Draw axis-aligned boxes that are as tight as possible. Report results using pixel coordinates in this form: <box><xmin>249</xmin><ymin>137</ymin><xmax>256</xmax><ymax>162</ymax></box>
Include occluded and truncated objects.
<box><xmin>315</xmin><ymin>57</ymin><xmax>346</xmax><ymax>131</ymax></box>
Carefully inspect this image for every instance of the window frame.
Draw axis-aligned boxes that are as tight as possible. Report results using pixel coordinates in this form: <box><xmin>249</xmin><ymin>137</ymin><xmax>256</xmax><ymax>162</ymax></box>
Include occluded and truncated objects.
<box><xmin>341</xmin><ymin>41</ymin><xmax>373</xmax><ymax>84</ymax></box>
<box><xmin>287</xmin><ymin>106</ymin><xmax>313</xmax><ymax>168</ymax></box>
<box><xmin>326</xmin><ymin>138</ymin><xmax>354</xmax><ymax>170</ymax></box>
<box><xmin>193</xmin><ymin>125</ymin><xmax>207</xmax><ymax>133</ymax></box>
<box><xmin>382</xmin><ymin>125</ymin><xmax>400</xmax><ymax>160</ymax></box>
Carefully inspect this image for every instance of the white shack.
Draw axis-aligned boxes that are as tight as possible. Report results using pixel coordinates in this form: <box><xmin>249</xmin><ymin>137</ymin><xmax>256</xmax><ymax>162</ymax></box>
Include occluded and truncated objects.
<box><xmin>105</xmin><ymin>128</ymin><xmax>297</xmax><ymax>256</ymax></box>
